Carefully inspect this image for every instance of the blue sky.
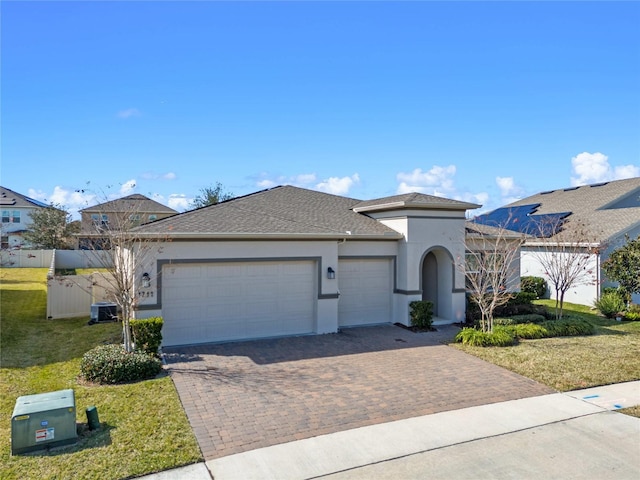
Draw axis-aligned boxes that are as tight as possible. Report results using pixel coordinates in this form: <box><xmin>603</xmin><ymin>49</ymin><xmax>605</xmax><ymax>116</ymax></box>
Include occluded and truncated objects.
<box><xmin>2</xmin><ymin>1</ymin><xmax>639</xmax><ymax>218</ymax></box>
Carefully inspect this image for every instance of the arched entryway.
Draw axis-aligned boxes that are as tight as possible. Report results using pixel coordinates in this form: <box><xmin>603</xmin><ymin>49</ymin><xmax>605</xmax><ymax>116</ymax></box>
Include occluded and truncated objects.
<box><xmin>421</xmin><ymin>247</ymin><xmax>454</xmax><ymax>320</ymax></box>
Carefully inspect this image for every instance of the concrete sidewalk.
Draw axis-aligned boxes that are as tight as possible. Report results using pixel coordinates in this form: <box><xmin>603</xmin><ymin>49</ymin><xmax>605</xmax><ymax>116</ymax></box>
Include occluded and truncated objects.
<box><xmin>138</xmin><ymin>381</ymin><xmax>640</xmax><ymax>480</ymax></box>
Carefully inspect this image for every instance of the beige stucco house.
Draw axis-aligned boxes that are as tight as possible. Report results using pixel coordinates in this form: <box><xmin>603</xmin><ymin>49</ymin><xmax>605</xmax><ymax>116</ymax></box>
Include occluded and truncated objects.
<box><xmin>132</xmin><ymin>185</ymin><xmax>480</xmax><ymax>346</ymax></box>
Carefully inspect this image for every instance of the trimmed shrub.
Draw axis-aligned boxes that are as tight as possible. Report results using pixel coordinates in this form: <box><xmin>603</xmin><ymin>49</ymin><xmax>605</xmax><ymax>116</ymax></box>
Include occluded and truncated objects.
<box><xmin>493</xmin><ymin>317</ymin><xmax>517</xmax><ymax>326</ymax></box>
<box><xmin>594</xmin><ymin>291</ymin><xmax>626</xmax><ymax>319</ymax></box>
<box><xmin>409</xmin><ymin>301</ymin><xmax>434</xmax><ymax>330</ymax></box>
<box><xmin>455</xmin><ymin>327</ymin><xmax>516</xmax><ymax>347</ymax></box>
<box><xmin>509</xmin><ymin>313</ymin><xmax>546</xmax><ymax>324</ymax></box>
<box><xmin>520</xmin><ymin>276</ymin><xmax>547</xmax><ymax>298</ymax></box>
<box><xmin>503</xmin><ymin>323</ymin><xmax>548</xmax><ymax>339</ymax></box>
<box><xmin>130</xmin><ymin>317</ymin><xmax>164</xmax><ymax>356</ymax></box>
<box><xmin>540</xmin><ymin>318</ymin><xmax>595</xmax><ymax>337</ymax></box>
<box><xmin>80</xmin><ymin>344</ymin><xmax>162</xmax><ymax>384</ymax></box>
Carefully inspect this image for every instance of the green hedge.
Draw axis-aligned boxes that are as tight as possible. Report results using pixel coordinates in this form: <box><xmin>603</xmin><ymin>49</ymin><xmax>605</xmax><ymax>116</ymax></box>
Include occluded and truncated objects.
<box><xmin>539</xmin><ymin>318</ymin><xmax>595</xmax><ymax>337</ymax></box>
<box><xmin>455</xmin><ymin>327</ymin><xmax>516</xmax><ymax>347</ymax></box>
<box><xmin>502</xmin><ymin>323</ymin><xmax>547</xmax><ymax>339</ymax></box>
<box><xmin>130</xmin><ymin>317</ymin><xmax>164</xmax><ymax>355</ymax></box>
<box><xmin>80</xmin><ymin>344</ymin><xmax>162</xmax><ymax>384</ymax></box>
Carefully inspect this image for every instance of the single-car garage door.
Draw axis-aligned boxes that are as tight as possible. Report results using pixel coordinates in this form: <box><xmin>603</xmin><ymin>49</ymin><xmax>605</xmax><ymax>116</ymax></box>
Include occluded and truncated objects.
<box><xmin>162</xmin><ymin>260</ymin><xmax>316</xmax><ymax>346</ymax></box>
<box><xmin>338</xmin><ymin>258</ymin><xmax>392</xmax><ymax>327</ymax></box>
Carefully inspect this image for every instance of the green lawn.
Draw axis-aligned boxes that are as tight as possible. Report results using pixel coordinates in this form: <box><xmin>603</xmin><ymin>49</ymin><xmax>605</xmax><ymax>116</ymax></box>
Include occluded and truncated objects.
<box><xmin>0</xmin><ymin>268</ymin><xmax>201</xmax><ymax>480</ymax></box>
<box><xmin>453</xmin><ymin>299</ymin><xmax>640</xmax><ymax>395</ymax></box>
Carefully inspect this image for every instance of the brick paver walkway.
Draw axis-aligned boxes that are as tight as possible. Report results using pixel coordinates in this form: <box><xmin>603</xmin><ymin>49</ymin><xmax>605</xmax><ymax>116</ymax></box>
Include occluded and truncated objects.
<box><xmin>163</xmin><ymin>324</ymin><xmax>554</xmax><ymax>460</ymax></box>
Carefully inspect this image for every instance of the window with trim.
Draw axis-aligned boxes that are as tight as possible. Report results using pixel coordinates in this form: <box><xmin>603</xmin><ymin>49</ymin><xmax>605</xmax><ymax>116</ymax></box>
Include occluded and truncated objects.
<box><xmin>148</xmin><ymin>214</ymin><xmax>157</xmax><ymax>221</ymax></box>
<box><xmin>91</xmin><ymin>213</ymin><xmax>109</xmax><ymax>226</ymax></box>
<box><xmin>465</xmin><ymin>251</ymin><xmax>507</xmax><ymax>292</ymax></box>
<box><xmin>2</xmin><ymin>210</ymin><xmax>20</xmax><ymax>223</ymax></box>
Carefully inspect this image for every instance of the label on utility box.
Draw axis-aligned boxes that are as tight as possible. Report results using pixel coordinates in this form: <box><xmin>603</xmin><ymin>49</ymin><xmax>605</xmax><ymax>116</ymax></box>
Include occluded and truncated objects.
<box><xmin>35</xmin><ymin>427</ymin><xmax>55</xmax><ymax>442</ymax></box>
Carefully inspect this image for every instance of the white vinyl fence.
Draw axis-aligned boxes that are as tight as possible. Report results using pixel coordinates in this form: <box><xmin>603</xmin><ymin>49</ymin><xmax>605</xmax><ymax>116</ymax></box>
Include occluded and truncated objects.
<box><xmin>1</xmin><ymin>249</ymin><xmax>111</xmax><ymax>269</ymax></box>
<box><xmin>46</xmin><ymin>273</ymin><xmax>115</xmax><ymax>320</ymax></box>
<box><xmin>1</xmin><ymin>249</ymin><xmax>54</xmax><ymax>268</ymax></box>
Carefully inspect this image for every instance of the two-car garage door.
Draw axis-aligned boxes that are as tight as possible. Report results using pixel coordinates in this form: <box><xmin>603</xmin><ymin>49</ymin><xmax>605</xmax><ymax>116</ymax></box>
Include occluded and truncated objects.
<box><xmin>162</xmin><ymin>261</ymin><xmax>316</xmax><ymax>346</ymax></box>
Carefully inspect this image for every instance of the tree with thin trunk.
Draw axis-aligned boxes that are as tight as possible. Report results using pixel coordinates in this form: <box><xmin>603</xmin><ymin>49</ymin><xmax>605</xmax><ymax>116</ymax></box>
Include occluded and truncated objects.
<box><xmin>463</xmin><ymin>222</ymin><xmax>526</xmax><ymax>333</ymax></box>
<box><xmin>191</xmin><ymin>182</ymin><xmax>234</xmax><ymax>209</ymax></box>
<box><xmin>76</xmin><ymin>190</ymin><xmax>169</xmax><ymax>352</ymax></box>
<box><xmin>527</xmin><ymin>216</ymin><xmax>601</xmax><ymax>319</ymax></box>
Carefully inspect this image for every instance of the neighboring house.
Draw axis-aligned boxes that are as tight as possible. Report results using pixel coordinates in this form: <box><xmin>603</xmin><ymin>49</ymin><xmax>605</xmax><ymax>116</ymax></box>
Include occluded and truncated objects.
<box><xmin>464</xmin><ymin>221</ymin><xmax>527</xmax><ymax>294</ymax></box>
<box><xmin>0</xmin><ymin>186</ymin><xmax>49</xmax><ymax>249</ymax></box>
<box><xmin>473</xmin><ymin>177</ymin><xmax>640</xmax><ymax>306</ymax></box>
<box><xmin>131</xmin><ymin>185</ymin><xmax>480</xmax><ymax>346</ymax></box>
<box><xmin>79</xmin><ymin>194</ymin><xmax>177</xmax><ymax>248</ymax></box>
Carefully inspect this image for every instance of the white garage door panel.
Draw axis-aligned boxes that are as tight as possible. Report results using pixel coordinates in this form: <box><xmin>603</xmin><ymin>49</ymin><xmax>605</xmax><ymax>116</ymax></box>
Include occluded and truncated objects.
<box><xmin>338</xmin><ymin>259</ymin><xmax>392</xmax><ymax>327</ymax></box>
<box><xmin>162</xmin><ymin>261</ymin><xmax>316</xmax><ymax>346</ymax></box>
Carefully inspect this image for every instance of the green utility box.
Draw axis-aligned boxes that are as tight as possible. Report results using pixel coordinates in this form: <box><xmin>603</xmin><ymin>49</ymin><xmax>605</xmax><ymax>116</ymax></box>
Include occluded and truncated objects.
<box><xmin>11</xmin><ymin>389</ymin><xmax>77</xmax><ymax>455</ymax></box>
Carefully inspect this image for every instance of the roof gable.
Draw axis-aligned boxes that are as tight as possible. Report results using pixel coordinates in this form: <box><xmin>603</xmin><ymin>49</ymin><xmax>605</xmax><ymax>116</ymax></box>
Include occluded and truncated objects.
<box><xmin>353</xmin><ymin>192</ymin><xmax>480</xmax><ymax>213</ymax></box>
<box><xmin>80</xmin><ymin>194</ymin><xmax>177</xmax><ymax>214</ymax></box>
<box><xmin>0</xmin><ymin>186</ymin><xmax>49</xmax><ymax>208</ymax></box>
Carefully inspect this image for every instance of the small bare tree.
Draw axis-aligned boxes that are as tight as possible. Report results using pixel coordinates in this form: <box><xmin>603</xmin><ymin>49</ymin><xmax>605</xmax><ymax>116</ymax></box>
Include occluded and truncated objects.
<box><xmin>527</xmin><ymin>216</ymin><xmax>601</xmax><ymax>319</ymax></box>
<box><xmin>76</xmin><ymin>190</ymin><xmax>169</xmax><ymax>352</ymax></box>
<box><xmin>462</xmin><ymin>222</ymin><xmax>526</xmax><ymax>333</ymax></box>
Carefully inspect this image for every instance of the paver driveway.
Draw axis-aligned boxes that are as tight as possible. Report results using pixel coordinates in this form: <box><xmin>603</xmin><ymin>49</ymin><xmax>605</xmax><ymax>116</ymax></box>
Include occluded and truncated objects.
<box><xmin>162</xmin><ymin>324</ymin><xmax>554</xmax><ymax>460</ymax></box>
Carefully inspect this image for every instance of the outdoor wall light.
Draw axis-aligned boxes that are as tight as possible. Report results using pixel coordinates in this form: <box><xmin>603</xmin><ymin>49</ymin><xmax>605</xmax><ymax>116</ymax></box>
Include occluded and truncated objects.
<box><xmin>141</xmin><ymin>272</ymin><xmax>151</xmax><ymax>288</ymax></box>
<box><xmin>327</xmin><ymin>267</ymin><xmax>336</xmax><ymax>280</ymax></box>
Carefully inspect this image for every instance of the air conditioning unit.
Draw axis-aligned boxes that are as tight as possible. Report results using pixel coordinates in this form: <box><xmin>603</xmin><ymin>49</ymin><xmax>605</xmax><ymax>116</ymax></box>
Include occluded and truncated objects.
<box><xmin>90</xmin><ymin>302</ymin><xmax>117</xmax><ymax>324</ymax></box>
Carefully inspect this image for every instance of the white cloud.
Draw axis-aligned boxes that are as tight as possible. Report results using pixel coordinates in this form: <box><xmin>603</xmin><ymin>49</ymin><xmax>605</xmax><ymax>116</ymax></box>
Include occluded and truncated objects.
<box><xmin>570</xmin><ymin>152</ymin><xmax>611</xmax><ymax>185</ymax></box>
<box><xmin>570</xmin><ymin>152</ymin><xmax>639</xmax><ymax>186</ymax></box>
<box><xmin>117</xmin><ymin>108</ymin><xmax>141</xmax><ymax>119</ymax></box>
<box><xmin>119</xmin><ymin>179</ymin><xmax>137</xmax><ymax>196</ymax></box>
<box><xmin>141</xmin><ymin>171</ymin><xmax>177</xmax><ymax>181</ymax></box>
<box><xmin>496</xmin><ymin>176</ymin><xmax>515</xmax><ymax>196</ymax></box>
<box><xmin>255</xmin><ymin>172</ymin><xmax>317</xmax><ymax>190</ymax></box>
<box><xmin>256</xmin><ymin>179</ymin><xmax>278</xmax><ymax>189</ymax></box>
<box><xmin>28</xmin><ymin>186</ymin><xmax>97</xmax><ymax>220</ymax></box>
<box><xmin>316</xmin><ymin>174</ymin><xmax>360</xmax><ymax>195</ymax></box>
<box><xmin>396</xmin><ymin>165</ymin><xmax>457</xmax><ymax>195</ymax></box>
<box><xmin>167</xmin><ymin>194</ymin><xmax>191</xmax><ymax>212</ymax></box>
<box><xmin>614</xmin><ymin>164</ymin><xmax>640</xmax><ymax>179</ymax></box>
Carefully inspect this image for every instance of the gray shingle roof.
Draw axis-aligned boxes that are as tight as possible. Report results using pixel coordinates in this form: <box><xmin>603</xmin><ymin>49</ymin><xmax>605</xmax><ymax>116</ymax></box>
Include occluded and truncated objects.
<box><xmin>505</xmin><ymin>177</ymin><xmax>640</xmax><ymax>242</ymax></box>
<box><xmin>0</xmin><ymin>186</ymin><xmax>49</xmax><ymax>208</ymax></box>
<box><xmin>137</xmin><ymin>186</ymin><xmax>474</xmax><ymax>238</ymax></box>
<box><xmin>80</xmin><ymin>194</ymin><xmax>177</xmax><ymax>214</ymax></box>
<box><xmin>354</xmin><ymin>192</ymin><xmax>480</xmax><ymax>212</ymax></box>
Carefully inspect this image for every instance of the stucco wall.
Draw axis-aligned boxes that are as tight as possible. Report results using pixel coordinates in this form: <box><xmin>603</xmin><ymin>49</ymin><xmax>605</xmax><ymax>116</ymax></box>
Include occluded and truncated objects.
<box><xmin>521</xmin><ymin>247</ymin><xmax>600</xmax><ymax>306</ymax></box>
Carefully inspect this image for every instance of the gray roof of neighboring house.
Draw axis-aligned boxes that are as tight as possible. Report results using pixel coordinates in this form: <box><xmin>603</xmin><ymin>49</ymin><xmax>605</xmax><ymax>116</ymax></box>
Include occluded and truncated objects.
<box><xmin>80</xmin><ymin>194</ymin><xmax>178</xmax><ymax>215</ymax></box>
<box><xmin>465</xmin><ymin>221</ymin><xmax>530</xmax><ymax>240</ymax></box>
<box><xmin>135</xmin><ymin>186</ymin><xmax>477</xmax><ymax>238</ymax></box>
<box><xmin>0</xmin><ymin>186</ymin><xmax>49</xmax><ymax>208</ymax></box>
<box><xmin>504</xmin><ymin>177</ymin><xmax>640</xmax><ymax>243</ymax></box>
